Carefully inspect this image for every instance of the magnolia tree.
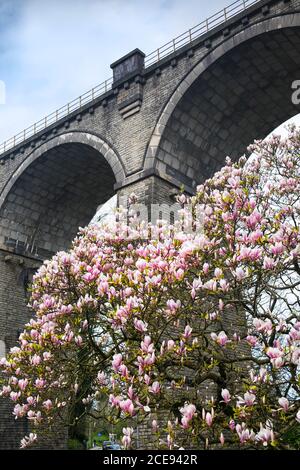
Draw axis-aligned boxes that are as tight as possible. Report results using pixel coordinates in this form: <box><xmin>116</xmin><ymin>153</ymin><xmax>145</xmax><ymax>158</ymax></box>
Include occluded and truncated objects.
<box><xmin>1</xmin><ymin>127</ymin><xmax>300</xmax><ymax>450</ymax></box>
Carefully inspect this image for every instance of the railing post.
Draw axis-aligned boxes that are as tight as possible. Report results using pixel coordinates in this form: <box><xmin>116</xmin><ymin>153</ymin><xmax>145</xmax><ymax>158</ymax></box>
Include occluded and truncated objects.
<box><xmin>157</xmin><ymin>49</ymin><xmax>160</xmax><ymax>61</ymax></box>
<box><xmin>173</xmin><ymin>38</ymin><xmax>176</xmax><ymax>52</ymax></box>
<box><xmin>224</xmin><ymin>7</ymin><xmax>227</xmax><ymax>20</ymax></box>
<box><xmin>189</xmin><ymin>29</ymin><xmax>192</xmax><ymax>43</ymax></box>
<box><xmin>206</xmin><ymin>18</ymin><xmax>209</xmax><ymax>31</ymax></box>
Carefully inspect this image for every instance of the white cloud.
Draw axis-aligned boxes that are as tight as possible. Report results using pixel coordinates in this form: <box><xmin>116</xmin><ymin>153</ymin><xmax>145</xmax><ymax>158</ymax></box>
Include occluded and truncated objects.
<box><xmin>0</xmin><ymin>0</ymin><xmax>234</xmax><ymax>142</ymax></box>
<box><xmin>268</xmin><ymin>114</ymin><xmax>300</xmax><ymax>137</ymax></box>
<box><xmin>0</xmin><ymin>0</ymin><xmax>299</xmax><ymax>143</ymax></box>
<box><xmin>0</xmin><ymin>0</ymin><xmax>239</xmax><ymax>141</ymax></box>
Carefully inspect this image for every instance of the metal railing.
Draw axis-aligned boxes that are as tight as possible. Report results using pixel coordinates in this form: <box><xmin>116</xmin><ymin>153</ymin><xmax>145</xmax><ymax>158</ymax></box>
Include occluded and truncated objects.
<box><xmin>145</xmin><ymin>0</ymin><xmax>260</xmax><ymax>66</ymax></box>
<box><xmin>0</xmin><ymin>78</ymin><xmax>113</xmax><ymax>155</ymax></box>
<box><xmin>0</xmin><ymin>0</ymin><xmax>262</xmax><ymax>156</ymax></box>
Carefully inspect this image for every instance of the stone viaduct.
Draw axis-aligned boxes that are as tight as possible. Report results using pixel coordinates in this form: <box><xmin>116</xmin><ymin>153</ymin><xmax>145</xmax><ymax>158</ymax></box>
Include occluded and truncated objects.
<box><xmin>0</xmin><ymin>0</ymin><xmax>299</xmax><ymax>448</ymax></box>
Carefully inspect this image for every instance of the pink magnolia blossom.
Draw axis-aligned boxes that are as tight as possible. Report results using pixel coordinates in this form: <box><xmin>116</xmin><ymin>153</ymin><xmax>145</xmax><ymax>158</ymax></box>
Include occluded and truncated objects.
<box><xmin>289</xmin><ymin>328</ymin><xmax>300</xmax><ymax>341</ymax></box>
<box><xmin>119</xmin><ymin>399</ymin><xmax>135</xmax><ymax>416</ymax></box>
<box><xmin>191</xmin><ymin>279</ymin><xmax>201</xmax><ymax>299</ymax></box>
<box><xmin>152</xmin><ymin>420</ymin><xmax>158</xmax><ymax>431</ymax></box>
<box><xmin>266</xmin><ymin>347</ymin><xmax>283</xmax><ymax>359</ymax></box>
<box><xmin>175</xmin><ymin>268</ymin><xmax>185</xmax><ymax>280</ymax></box>
<box><xmin>271</xmin><ymin>357</ymin><xmax>285</xmax><ymax>369</ymax></box>
<box><xmin>112</xmin><ymin>353</ymin><xmax>123</xmax><ymax>372</ymax></box>
<box><xmin>203</xmin><ymin>263</ymin><xmax>209</xmax><ymax>274</ymax></box>
<box><xmin>249</xmin><ymin>229</ymin><xmax>263</xmax><ymax>243</ymax></box>
<box><xmin>246</xmin><ymin>335</ymin><xmax>257</xmax><ymax>347</ymax></box>
<box><xmin>221</xmin><ymin>388</ymin><xmax>231</xmax><ymax>404</ymax></box>
<box><xmin>42</xmin><ymin>352</ymin><xmax>51</xmax><ymax>361</ymax></box>
<box><xmin>27</xmin><ymin>396</ymin><xmax>36</xmax><ymax>406</ymax></box>
<box><xmin>181</xmin><ymin>241</ymin><xmax>196</xmax><ymax>256</ymax></box>
<box><xmin>211</xmin><ymin>331</ymin><xmax>229</xmax><ymax>347</ymax></box>
<box><xmin>180</xmin><ymin>403</ymin><xmax>197</xmax><ymax>429</ymax></box>
<box><xmin>1</xmin><ymin>128</ymin><xmax>300</xmax><ymax>450</ymax></box>
<box><xmin>255</xmin><ymin>424</ymin><xmax>274</xmax><ymax>447</ymax></box>
<box><xmin>18</xmin><ymin>379</ymin><xmax>28</xmax><ymax>391</ymax></box>
<box><xmin>205</xmin><ymin>412</ymin><xmax>213</xmax><ymax>427</ymax></box>
<box><xmin>10</xmin><ymin>391</ymin><xmax>20</xmax><ymax>402</ymax></box>
<box><xmin>167</xmin><ymin>340</ymin><xmax>175</xmax><ymax>351</ymax></box>
<box><xmin>167</xmin><ymin>433</ymin><xmax>173</xmax><ymax>450</ymax></box>
<box><xmin>246</xmin><ymin>210</ymin><xmax>262</xmax><ymax>229</ymax></box>
<box><xmin>134</xmin><ymin>319</ymin><xmax>148</xmax><ymax>333</ymax></box>
<box><xmin>235</xmin><ymin>267</ymin><xmax>247</xmax><ymax>281</ymax></box>
<box><xmin>229</xmin><ymin>419</ymin><xmax>235</xmax><ymax>431</ymax></box>
<box><xmin>236</xmin><ymin>424</ymin><xmax>255</xmax><ymax>444</ymax></box>
<box><xmin>219</xmin><ymin>279</ymin><xmax>229</xmax><ymax>292</ymax></box>
<box><xmin>141</xmin><ymin>336</ymin><xmax>154</xmax><ymax>354</ymax></box>
<box><xmin>30</xmin><ymin>354</ymin><xmax>41</xmax><ymax>366</ymax></box>
<box><xmin>136</xmin><ymin>259</ymin><xmax>148</xmax><ymax>271</ymax></box>
<box><xmin>263</xmin><ymin>257</ymin><xmax>276</xmax><ymax>270</ymax></box>
<box><xmin>214</xmin><ymin>268</ymin><xmax>223</xmax><ymax>279</ymax></box>
<box><xmin>166</xmin><ymin>299</ymin><xmax>181</xmax><ymax>313</ymax></box>
<box><xmin>237</xmin><ymin>392</ymin><xmax>256</xmax><ymax>407</ymax></box>
<box><xmin>203</xmin><ymin>279</ymin><xmax>217</xmax><ymax>291</ymax></box>
<box><xmin>183</xmin><ymin>325</ymin><xmax>193</xmax><ymax>340</ymax></box>
<box><xmin>143</xmin><ymin>374</ymin><xmax>151</xmax><ymax>385</ymax></box>
<box><xmin>13</xmin><ymin>404</ymin><xmax>26</xmax><ymax>419</ymax></box>
<box><xmin>180</xmin><ymin>403</ymin><xmax>197</xmax><ymax>420</ymax></box>
<box><xmin>149</xmin><ymin>381</ymin><xmax>161</xmax><ymax>395</ymax></box>
<box><xmin>271</xmin><ymin>242</ymin><xmax>285</xmax><ymax>256</ymax></box>
<box><xmin>127</xmin><ymin>386</ymin><xmax>135</xmax><ymax>400</ymax></box>
<box><xmin>97</xmin><ymin>371</ymin><xmax>107</xmax><ymax>385</ymax></box>
<box><xmin>181</xmin><ymin>416</ymin><xmax>190</xmax><ymax>429</ymax></box>
<box><xmin>43</xmin><ymin>399</ymin><xmax>53</xmax><ymax>411</ymax></box>
<box><xmin>35</xmin><ymin>378</ymin><xmax>46</xmax><ymax>389</ymax></box>
<box><xmin>109</xmin><ymin>395</ymin><xmax>120</xmax><ymax>407</ymax></box>
<box><xmin>119</xmin><ymin>364</ymin><xmax>129</xmax><ymax>378</ymax></box>
<box><xmin>0</xmin><ymin>385</ymin><xmax>11</xmax><ymax>396</ymax></box>
<box><xmin>278</xmin><ymin>397</ymin><xmax>289</xmax><ymax>412</ymax></box>
<box><xmin>253</xmin><ymin>318</ymin><xmax>273</xmax><ymax>334</ymax></box>
<box><xmin>122</xmin><ymin>427</ymin><xmax>134</xmax><ymax>449</ymax></box>
<box><xmin>20</xmin><ymin>433</ymin><xmax>37</xmax><ymax>449</ymax></box>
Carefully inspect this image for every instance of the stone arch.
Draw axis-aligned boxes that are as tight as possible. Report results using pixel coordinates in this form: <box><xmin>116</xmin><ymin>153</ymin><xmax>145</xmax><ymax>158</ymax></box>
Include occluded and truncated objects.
<box><xmin>0</xmin><ymin>131</ymin><xmax>125</xmax><ymax>207</ymax></box>
<box><xmin>145</xmin><ymin>12</ymin><xmax>300</xmax><ymax>189</ymax></box>
<box><xmin>0</xmin><ymin>131</ymin><xmax>124</xmax><ymax>258</ymax></box>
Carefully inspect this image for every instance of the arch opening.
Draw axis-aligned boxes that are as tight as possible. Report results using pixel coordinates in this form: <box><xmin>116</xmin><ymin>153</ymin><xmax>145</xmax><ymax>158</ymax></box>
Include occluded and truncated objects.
<box><xmin>0</xmin><ymin>142</ymin><xmax>116</xmax><ymax>258</ymax></box>
<box><xmin>154</xmin><ymin>25</ymin><xmax>300</xmax><ymax>186</ymax></box>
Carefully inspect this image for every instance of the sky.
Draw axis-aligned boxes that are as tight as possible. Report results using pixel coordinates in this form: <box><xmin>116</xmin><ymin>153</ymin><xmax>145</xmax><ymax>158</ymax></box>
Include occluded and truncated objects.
<box><xmin>0</xmin><ymin>0</ymin><xmax>299</xmax><ymax>144</ymax></box>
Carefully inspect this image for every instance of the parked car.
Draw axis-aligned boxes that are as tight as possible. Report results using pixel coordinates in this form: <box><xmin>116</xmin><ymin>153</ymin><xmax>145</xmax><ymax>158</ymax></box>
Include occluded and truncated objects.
<box><xmin>109</xmin><ymin>444</ymin><xmax>121</xmax><ymax>450</ymax></box>
<box><xmin>102</xmin><ymin>440</ymin><xmax>113</xmax><ymax>450</ymax></box>
<box><xmin>102</xmin><ymin>441</ymin><xmax>121</xmax><ymax>450</ymax></box>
